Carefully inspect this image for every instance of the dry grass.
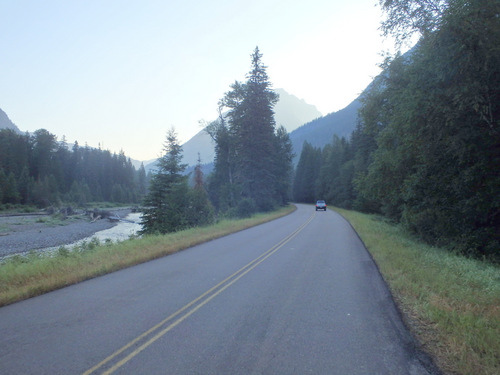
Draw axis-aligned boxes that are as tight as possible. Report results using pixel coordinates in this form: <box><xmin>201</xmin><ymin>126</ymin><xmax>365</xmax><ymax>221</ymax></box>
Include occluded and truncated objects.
<box><xmin>0</xmin><ymin>205</ymin><xmax>295</xmax><ymax>307</ymax></box>
<box><xmin>335</xmin><ymin>207</ymin><xmax>500</xmax><ymax>375</ymax></box>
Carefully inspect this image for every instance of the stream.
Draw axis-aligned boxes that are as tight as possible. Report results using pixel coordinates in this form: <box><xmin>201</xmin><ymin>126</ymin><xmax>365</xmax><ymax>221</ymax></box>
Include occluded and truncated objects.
<box><xmin>49</xmin><ymin>212</ymin><xmax>143</xmax><ymax>252</ymax></box>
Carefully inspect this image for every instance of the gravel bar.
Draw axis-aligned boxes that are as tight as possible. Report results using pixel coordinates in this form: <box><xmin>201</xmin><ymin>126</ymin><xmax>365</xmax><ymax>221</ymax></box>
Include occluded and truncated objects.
<box><xmin>0</xmin><ymin>209</ymin><xmax>132</xmax><ymax>257</ymax></box>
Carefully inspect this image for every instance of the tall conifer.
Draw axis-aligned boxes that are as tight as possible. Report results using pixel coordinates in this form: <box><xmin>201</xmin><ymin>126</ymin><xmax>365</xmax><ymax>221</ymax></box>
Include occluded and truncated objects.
<box><xmin>216</xmin><ymin>47</ymin><xmax>290</xmax><ymax>212</ymax></box>
<box><xmin>141</xmin><ymin>128</ymin><xmax>189</xmax><ymax>234</ymax></box>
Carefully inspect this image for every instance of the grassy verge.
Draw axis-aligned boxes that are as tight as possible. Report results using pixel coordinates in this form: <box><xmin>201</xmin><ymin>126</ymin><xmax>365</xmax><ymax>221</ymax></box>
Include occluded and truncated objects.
<box><xmin>0</xmin><ymin>205</ymin><xmax>295</xmax><ymax>307</ymax></box>
<box><xmin>335</xmin><ymin>207</ymin><xmax>500</xmax><ymax>375</ymax></box>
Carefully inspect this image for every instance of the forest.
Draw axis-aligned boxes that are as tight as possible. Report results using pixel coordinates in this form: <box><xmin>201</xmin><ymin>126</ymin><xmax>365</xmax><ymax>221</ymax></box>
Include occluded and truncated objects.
<box><xmin>294</xmin><ymin>0</ymin><xmax>499</xmax><ymax>260</ymax></box>
<box><xmin>0</xmin><ymin>128</ymin><xmax>148</xmax><ymax>208</ymax></box>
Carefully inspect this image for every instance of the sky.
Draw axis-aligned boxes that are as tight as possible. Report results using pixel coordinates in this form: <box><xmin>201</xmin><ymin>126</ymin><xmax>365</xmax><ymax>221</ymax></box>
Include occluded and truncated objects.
<box><xmin>0</xmin><ymin>0</ymin><xmax>399</xmax><ymax>162</ymax></box>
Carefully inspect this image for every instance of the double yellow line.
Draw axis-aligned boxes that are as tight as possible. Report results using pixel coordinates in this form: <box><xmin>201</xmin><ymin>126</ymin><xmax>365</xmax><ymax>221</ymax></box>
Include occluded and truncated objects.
<box><xmin>84</xmin><ymin>211</ymin><xmax>316</xmax><ymax>375</ymax></box>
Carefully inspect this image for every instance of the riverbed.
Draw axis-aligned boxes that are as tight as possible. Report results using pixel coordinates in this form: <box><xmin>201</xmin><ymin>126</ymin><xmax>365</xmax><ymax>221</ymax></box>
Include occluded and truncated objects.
<box><xmin>0</xmin><ymin>210</ymin><xmax>143</xmax><ymax>260</ymax></box>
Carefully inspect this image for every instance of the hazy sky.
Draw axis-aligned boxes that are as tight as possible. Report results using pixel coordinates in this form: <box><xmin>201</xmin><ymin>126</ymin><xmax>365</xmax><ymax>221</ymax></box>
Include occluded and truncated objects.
<box><xmin>0</xmin><ymin>0</ymin><xmax>398</xmax><ymax>161</ymax></box>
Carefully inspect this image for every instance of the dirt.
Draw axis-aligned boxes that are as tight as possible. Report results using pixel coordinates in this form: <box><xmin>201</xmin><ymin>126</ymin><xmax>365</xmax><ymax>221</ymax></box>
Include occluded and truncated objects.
<box><xmin>0</xmin><ymin>209</ymin><xmax>132</xmax><ymax>258</ymax></box>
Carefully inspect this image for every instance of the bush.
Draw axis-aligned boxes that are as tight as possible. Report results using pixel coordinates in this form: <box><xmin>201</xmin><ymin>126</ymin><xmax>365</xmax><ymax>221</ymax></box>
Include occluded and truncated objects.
<box><xmin>235</xmin><ymin>198</ymin><xmax>257</xmax><ymax>218</ymax></box>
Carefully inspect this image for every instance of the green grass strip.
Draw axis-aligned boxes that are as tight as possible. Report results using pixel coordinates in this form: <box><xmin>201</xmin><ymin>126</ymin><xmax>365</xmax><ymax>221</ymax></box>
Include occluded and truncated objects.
<box><xmin>335</xmin><ymin>207</ymin><xmax>500</xmax><ymax>375</ymax></box>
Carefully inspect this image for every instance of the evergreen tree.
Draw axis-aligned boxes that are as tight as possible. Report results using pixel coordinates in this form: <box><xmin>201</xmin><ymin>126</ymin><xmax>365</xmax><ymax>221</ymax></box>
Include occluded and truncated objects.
<box><xmin>206</xmin><ymin>114</ymin><xmax>237</xmax><ymax>212</ymax></box>
<box><xmin>293</xmin><ymin>141</ymin><xmax>322</xmax><ymax>203</ymax></box>
<box><xmin>273</xmin><ymin>125</ymin><xmax>294</xmax><ymax>205</ymax></box>
<box><xmin>187</xmin><ymin>155</ymin><xmax>215</xmax><ymax>226</ymax></box>
<box><xmin>317</xmin><ymin>135</ymin><xmax>354</xmax><ymax>208</ymax></box>
<box><xmin>3</xmin><ymin>172</ymin><xmax>20</xmax><ymax>204</ymax></box>
<box><xmin>17</xmin><ymin>166</ymin><xmax>31</xmax><ymax>204</ymax></box>
<box><xmin>141</xmin><ymin>128</ymin><xmax>190</xmax><ymax>234</ymax></box>
<box><xmin>212</xmin><ymin>47</ymin><xmax>292</xmax><ymax>213</ymax></box>
<box><xmin>232</xmin><ymin>47</ymin><xmax>279</xmax><ymax>210</ymax></box>
<box><xmin>136</xmin><ymin>163</ymin><xmax>148</xmax><ymax>197</ymax></box>
<box><xmin>31</xmin><ymin>129</ymin><xmax>57</xmax><ymax>182</ymax></box>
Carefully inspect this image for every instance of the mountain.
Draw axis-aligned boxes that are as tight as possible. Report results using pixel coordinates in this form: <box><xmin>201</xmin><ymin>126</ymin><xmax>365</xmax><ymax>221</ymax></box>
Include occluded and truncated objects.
<box><xmin>175</xmin><ymin>88</ymin><xmax>322</xmax><ymax>168</ymax></box>
<box><xmin>179</xmin><ymin>129</ymin><xmax>217</xmax><ymax>167</ymax></box>
<box><xmin>273</xmin><ymin>88</ymin><xmax>322</xmax><ymax>132</ymax></box>
<box><xmin>289</xmin><ymin>97</ymin><xmax>361</xmax><ymax>163</ymax></box>
<box><xmin>0</xmin><ymin>108</ymin><xmax>22</xmax><ymax>134</ymax></box>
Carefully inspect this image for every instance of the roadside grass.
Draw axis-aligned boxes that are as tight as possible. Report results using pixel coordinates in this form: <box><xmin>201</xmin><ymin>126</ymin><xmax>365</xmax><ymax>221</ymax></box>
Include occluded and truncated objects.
<box><xmin>334</xmin><ymin>207</ymin><xmax>500</xmax><ymax>375</ymax></box>
<box><xmin>0</xmin><ymin>205</ymin><xmax>295</xmax><ymax>307</ymax></box>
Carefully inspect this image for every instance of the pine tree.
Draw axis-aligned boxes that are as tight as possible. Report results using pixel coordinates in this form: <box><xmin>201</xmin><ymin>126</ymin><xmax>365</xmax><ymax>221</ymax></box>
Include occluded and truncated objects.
<box><xmin>206</xmin><ymin>113</ymin><xmax>237</xmax><ymax>212</ymax></box>
<box><xmin>214</xmin><ymin>47</ymin><xmax>290</xmax><ymax>212</ymax></box>
<box><xmin>186</xmin><ymin>154</ymin><xmax>215</xmax><ymax>226</ymax></box>
<box><xmin>140</xmin><ymin>128</ymin><xmax>190</xmax><ymax>234</ymax></box>
<box><xmin>234</xmin><ymin>47</ymin><xmax>278</xmax><ymax>210</ymax></box>
<box><xmin>273</xmin><ymin>125</ymin><xmax>294</xmax><ymax>205</ymax></box>
<box><xmin>293</xmin><ymin>141</ymin><xmax>322</xmax><ymax>203</ymax></box>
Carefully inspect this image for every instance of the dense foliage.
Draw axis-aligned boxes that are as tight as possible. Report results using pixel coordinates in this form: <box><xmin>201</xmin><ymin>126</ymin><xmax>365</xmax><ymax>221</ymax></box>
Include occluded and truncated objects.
<box><xmin>140</xmin><ymin>129</ymin><xmax>214</xmax><ymax>234</ymax></box>
<box><xmin>0</xmin><ymin>128</ymin><xmax>147</xmax><ymax>208</ymax></box>
<box><xmin>294</xmin><ymin>0</ymin><xmax>499</xmax><ymax>259</ymax></box>
<box><xmin>206</xmin><ymin>47</ymin><xmax>294</xmax><ymax>216</ymax></box>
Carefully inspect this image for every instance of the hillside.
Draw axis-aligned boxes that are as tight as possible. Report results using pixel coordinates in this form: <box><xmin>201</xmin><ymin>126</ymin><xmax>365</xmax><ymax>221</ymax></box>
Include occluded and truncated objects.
<box><xmin>289</xmin><ymin>98</ymin><xmax>361</xmax><ymax>162</ymax></box>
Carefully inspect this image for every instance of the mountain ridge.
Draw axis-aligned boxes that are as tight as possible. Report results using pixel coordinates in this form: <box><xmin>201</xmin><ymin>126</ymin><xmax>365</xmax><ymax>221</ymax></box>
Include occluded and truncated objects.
<box><xmin>289</xmin><ymin>97</ymin><xmax>361</xmax><ymax>162</ymax></box>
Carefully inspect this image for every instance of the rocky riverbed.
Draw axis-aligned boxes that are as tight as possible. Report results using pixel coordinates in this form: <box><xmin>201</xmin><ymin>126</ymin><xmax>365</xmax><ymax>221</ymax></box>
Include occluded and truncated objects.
<box><xmin>0</xmin><ymin>209</ymin><xmax>136</xmax><ymax>258</ymax></box>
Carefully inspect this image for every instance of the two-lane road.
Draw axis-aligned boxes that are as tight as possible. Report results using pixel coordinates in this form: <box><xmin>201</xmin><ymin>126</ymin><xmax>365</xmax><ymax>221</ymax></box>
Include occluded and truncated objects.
<box><xmin>0</xmin><ymin>204</ymin><xmax>438</xmax><ymax>374</ymax></box>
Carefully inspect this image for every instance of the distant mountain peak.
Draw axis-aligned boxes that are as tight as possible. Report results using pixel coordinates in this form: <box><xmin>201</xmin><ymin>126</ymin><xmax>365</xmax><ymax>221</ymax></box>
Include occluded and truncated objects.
<box><xmin>273</xmin><ymin>88</ymin><xmax>322</xmax><ymax>132</ymax></box>
<box><xmin>0</xmin><ymin>108</ymin><xmax>22</xmax><ymax>134</ymax></box>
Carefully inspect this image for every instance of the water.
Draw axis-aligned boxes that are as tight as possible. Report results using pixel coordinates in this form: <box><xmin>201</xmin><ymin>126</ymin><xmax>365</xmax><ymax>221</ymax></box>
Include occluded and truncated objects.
<box><xmin>86</xmin><ymin>213</ymin><xmax>143</xmax><ymax>243</ymax></box>
<box><xmin>54</xmin><ymin>212</ymin><xmax>143</xmax><ymax>251</ymax></box>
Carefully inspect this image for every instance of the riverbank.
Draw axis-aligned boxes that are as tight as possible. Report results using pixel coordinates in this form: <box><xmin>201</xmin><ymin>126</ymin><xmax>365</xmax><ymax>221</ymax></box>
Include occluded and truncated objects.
<box><xmin>0</xmin><ymin>208</ymin><xmax>132</xmax><ymax>258</ymax></box>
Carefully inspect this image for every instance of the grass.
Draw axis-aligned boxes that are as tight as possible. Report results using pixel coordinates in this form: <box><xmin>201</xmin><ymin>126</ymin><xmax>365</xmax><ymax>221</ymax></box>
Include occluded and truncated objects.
<box><xmin>0</xmin><ymin>205</ymin><xmax>295</xmax><ymax>307</ymax></box>
<box><xmin>334</xmin><ymin>207</ymin><xmax>500</xmax><ymax>375</ymax></box>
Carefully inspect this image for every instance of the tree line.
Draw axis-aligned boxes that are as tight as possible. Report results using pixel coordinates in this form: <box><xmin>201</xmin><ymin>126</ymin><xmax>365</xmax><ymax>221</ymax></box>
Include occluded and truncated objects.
<box><xmin>0</xmin><ymin>128</ymin><xmax>148</xmax><ymax>208</ymax></box>
<box><xmin>294</xmin><ymin>0</ymin><xmax>499</xmax><ymax>260</ymax></box>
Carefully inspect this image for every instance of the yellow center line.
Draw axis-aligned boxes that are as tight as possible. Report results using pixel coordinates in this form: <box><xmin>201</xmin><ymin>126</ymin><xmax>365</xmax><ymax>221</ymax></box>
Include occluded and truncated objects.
<box><xmin>84</xmin><ymin>211</ymin><xmax>316</xmax><ymax>375</ymax></box>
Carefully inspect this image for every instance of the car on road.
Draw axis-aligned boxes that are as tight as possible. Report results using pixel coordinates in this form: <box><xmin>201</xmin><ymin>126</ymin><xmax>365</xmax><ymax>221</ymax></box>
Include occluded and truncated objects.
<box><xmin>315</xmin><ymin>200</ymin><xmax>327</xmax><ymax>211</ymax></box>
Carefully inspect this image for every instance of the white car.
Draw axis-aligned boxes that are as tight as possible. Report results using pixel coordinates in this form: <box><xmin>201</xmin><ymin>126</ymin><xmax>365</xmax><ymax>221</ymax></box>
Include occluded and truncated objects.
<box><xmin>315</xmin><ymin>200</ymin><xmax>327</xmax><ymax>211</ymax></box>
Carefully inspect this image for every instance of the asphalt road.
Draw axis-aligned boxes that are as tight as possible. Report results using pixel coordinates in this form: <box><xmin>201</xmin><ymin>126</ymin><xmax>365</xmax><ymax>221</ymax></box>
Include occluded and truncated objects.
<box><xmin>0</xmin><ymin>204</ymin><xmax>439</xmax><ymax>374</ymax></box>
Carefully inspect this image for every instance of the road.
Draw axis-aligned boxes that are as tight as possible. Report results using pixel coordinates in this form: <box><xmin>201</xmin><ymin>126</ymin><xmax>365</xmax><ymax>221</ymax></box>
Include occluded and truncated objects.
<box><xmin>0</xmin><ymin>204</ymin><xmax>438</xmax><ymax>374</ymax></box>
